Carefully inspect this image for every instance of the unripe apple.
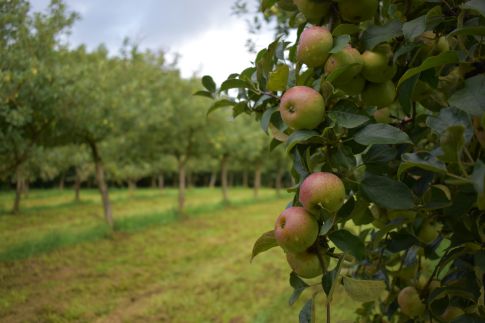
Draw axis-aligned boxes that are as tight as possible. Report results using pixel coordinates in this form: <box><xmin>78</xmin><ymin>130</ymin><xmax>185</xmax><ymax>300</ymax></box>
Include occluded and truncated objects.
<box><xmin>325</xmin><ymin>46</ymin><xmax>363</xmax><ymax>85</ymax></box>
<box><xmin>398</xmin><ymin>286</ymin><xmax>425</xmax><ymax>317</ymax></box>
<box><xmin>299</xmin><ymin>172</ymin><xmax>346</xmax><ymax>215</ymax></box>
<box><xmin>338</xmin><ymin>74</ymin><xmax>366</xmax><ymax>95</ymax></box>
<box><xmin>293</xmin><ymin>0</ymin><xmax>330</xmax><ymax>24</ymax></box>
<box><xmin>279</xmin><ymin>86</ymin><xmax>325</xmax><ymax>130</ymax></box>
<box><xmin>338</xmin><ymin>0</ymin><xmax>378</xmax><ymax>23</ymax></box>
<box><xmin>286</xmin><ymin>250</ymin><xmax>323</xmax><ymax>278</ymax></box>
<box><xmin>274</xmin><ymin>207</ymin><xmax>319</xmax><ymax>253</ymax></box>
<box><xmin>441</xmin><ymin>306</ymin><xmax>464</xmax><ymax>321</ymax></box>
<box><xmin>388</xmin><ymin>210</ymin><xmax>416</xmax><ymax>222</ymax></box>
<box><xmin>417</xmin><ymin>221</ymin><xmax>440</xmax><ymax>244</ymax></box>
<box><xmin>361</xmin><ymin>50</ymin><xmax>397</xmax><ymax>83</ymax></box>
<box><xmin>373</xmin><ymin>107</ymin><xmax>391</xmax><ymax>123</ymax></box>
<box><xmin>277</xmin><ymin>0</ymin><xmax>297</xmax><ymax>11</ymax></box>
<box><xmin>362</xmin><ymin>81</ymin><xmax>396</xmax><ymax>107</ymax></box>
<box><xmin>297</xmin><ymin>26</ymin><xmax>333</xmax><ymax>68</ymax></box>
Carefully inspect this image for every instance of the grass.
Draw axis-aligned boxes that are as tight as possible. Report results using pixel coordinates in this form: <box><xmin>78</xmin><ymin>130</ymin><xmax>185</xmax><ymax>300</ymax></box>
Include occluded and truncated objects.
<box><xmin>0</xmin><ymin>188</ymin><xmax>358</xmax><ymax>322</ymax></box>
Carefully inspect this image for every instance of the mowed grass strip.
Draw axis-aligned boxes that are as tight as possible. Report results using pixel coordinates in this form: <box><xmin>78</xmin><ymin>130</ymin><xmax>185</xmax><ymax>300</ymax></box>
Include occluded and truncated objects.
<box><xmin>0</xmin><ymin>198</ymin><xmax>358</xmax><ymax>323</ymax></box>
<box><xmin>0</xmin><ymin>189</ymin><xmax>284</xmax><ymax>262</ymax></box>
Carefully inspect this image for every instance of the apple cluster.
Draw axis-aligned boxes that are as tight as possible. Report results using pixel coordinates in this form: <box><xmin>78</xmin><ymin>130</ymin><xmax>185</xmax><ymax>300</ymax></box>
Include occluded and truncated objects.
<box><xmin>274</xmin><ymin>172</ymin><xmax>346</xmax><ymax>278</ymax></box>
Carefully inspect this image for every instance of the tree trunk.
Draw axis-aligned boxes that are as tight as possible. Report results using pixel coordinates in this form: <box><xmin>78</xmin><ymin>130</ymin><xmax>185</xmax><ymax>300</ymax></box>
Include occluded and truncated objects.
<box><xmin>254</xmin><ymin>162</ymin><xmax>262</xmax><ymax>199</ymax></box>
<box><xmin>128</xmin><ymin>180</ymin><xmax>136</xmax><ymax>192</ymax></box>
<box><xmin>59</xmin><ymin>173</ymin><xmax>65</xmax><ymax>191</ymax></box>
<box><xmin>74</xmin><ymin>170</ymin><xmax>81</xmax><ymax>201</ymax></box>
<box><xmin>187</xmin><ymin>171</ymin><xmax>193</xmax><ymax>189</ymax></box>
<box><xmin>23</xmin><ymin>179</ymin><xmax>29</xmax><ymax>198</ymax></box>
<box><xmin>12</xmin><ymin>166</ymin><xmax>23</xmax><ymax>214</ymax></box>
<box><xmin>158</xmin><ymin>174</ymin><xmax>164</xmax><ymax>190</ymax></box>
<box><xmin>221</xmin><ymin>155</ymin><xmax>229</xmax><ymax>203</ymax></box>
<box><xmin>242</xmin><ymin>170</ymin><xmax>248</xmax><ymax>188</ymax></box>
<box><xmin>275</xmin><ymin>168</ymin><xmax>284</xmax><ymax>197</ymax></box>
<box><xmin>209</xmin><ymin>170</ymin><xmax>217</xmax><ymax>188</ymax></box>
<box><xmin>228</xmin><ymin>171</ymin><xmax>234</xmax><ymax>188</ymax></box>
<box><xmin>178</xmin><ymin>159</ymin><xmax>187</xmax><ymax>217</ymax></box>
<box><xmin>150</xmin><ymin>176</ymin><xmax>156</xmax><ymax>188</ymax></box>
<box><xmin>89</xmin><ymin>142</ymin><xmax>113</xmax><ymax>227</ymax></box>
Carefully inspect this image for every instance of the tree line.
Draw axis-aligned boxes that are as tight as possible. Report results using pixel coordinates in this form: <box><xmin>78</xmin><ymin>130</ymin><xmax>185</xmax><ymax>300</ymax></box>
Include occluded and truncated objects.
<box><xmin>0</xmin><ymin>0</ymin><xmax>289</xmax><ymax>223</ymax></box>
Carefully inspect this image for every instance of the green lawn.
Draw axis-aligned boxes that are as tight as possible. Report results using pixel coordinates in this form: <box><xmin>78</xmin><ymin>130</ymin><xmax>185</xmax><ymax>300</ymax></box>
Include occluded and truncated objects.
<box><xmin>0</xmin><ymin>188</ymin><xmax>358</xmax><ymax>322</ymax></box>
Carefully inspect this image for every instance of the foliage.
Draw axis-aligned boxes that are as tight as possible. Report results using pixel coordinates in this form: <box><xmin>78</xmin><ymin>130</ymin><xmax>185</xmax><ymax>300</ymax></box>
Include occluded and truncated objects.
<box><xmin>200</xmin><ymin>0</ymin><xmax>485</xmax><ymax>321</ymax></box>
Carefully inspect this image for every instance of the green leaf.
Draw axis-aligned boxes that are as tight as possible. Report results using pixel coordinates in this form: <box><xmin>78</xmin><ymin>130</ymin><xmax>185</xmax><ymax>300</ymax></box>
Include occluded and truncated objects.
<box><xmin>462</xmin><ymin>0</ymin><xmax>485</xmax><ymax>17</ymax></box>
<box><xmin>362</xmin><ymin>20</ymin><xmax>402</xmax><ymax>50</ymax></box>
<box><xmin>397</xmin><ymin>51</ymin><xmax>459</xmax><ymax>88</ymax></box>
<box><xmin>448</xmin><ymin>26</ymin><xmax>485</xmax><ymax>37</ymax></box>
<box><xmin>325</xmin><ymin>63</ymin><xmax>360</xmax><ymax>83</ymax></box>
<box><xmin>298</xmin><ymin>298</ymin><xmax>313</xmax><ymax>323</ymax></box>
<box><xmin>193</xmin><ymin>90</ymin><xmax>213</xmax><ymax>99</ymax></box>
<box><xmin>354</xmin><ymin>124</ymin><xmax>412</xmax><ymax>145</ymax></box>
<box><xmin>328</xmin><ymin>101</ymin><xmax>369</xmax><ymax>128</ymax></box>
<box><xmin>398</xmin><ymin>74</ymin><xmax>420</xmax><ymax>115</ymax></box>
<box><xmin>286</xmin><ymin>130</ymin><xmax>322</xmax><ymax>152</ymax></box>
<box><xmin>402</xmin><ymin>15</ymin><xmax>426</xmax><ymax>41</ymax></box>
<box><xmin>207</xmin><ymin>99</ymin><xmax>236</xmax><ymax>114</ymax></box>
<box><xmin>398</xmin><ymin>152</ymin><xmax>447</xmax><ymax>178</ymax></box>
<box><xmin>261</xmin><ymin>0</ymin><xmax>278</xmax><ymax>11</ymax></box>
<box><xmin>439</xmin><ymin>125</ymin><xmax>465</xmax><ymax>163</ymax></box>
<box><xmin>267</xmin><ymin>64</ymin><xmax>290</xmax><ymax>92</ymax></box>
<box><xmin>328</xmin><ymin>230</ymin><xmax>366</xmax><ymax>261</ymax></box>
<box><xmin>332</xmin><ymin>24</ymin><xmax>360</xmax><ymax>36</ymax></box>
<box><xmin>250</xmin><ymin>230</ymin><xmax>278</xmax><ymax>262</ymax></box>
<box><xmin>202</xmin><ymin>75</ymin><xmax>216</xmax><ymax>92</ymax></box>
<box><xmin>342</xmin><ymin>277</ymin><xmax>386</xmax><ymax>302</ymax></box>
<box><xmin>449</xmin><ymin>74</ymin><xmax>485</xmax><ymax>116</ymax></box>
<box><xmin>426</xmin><ymin>107</ymin><xmax>473</xmax><ymax>142</ymax></box>
<box><xmin>220</xmin><ymin>79</ymin><xmax>251</xmax><ymax>92</ymax></box>
<box><xmin>261</xmin><ymin>106</ymin><xmax>279</xmax><ymax>134</ymax></box>
<box><xmin>471</xmin><ymin>160</ymin><xmax>485</xmax><ymax>194</ymax></box>
<box><xmin>322</xmin><ymin>255</ymin><xmax>344</xmax><ymax>301</ymax></box>
<box><xmin>329</xmin><ymin>34</ymin><xmax>351</xmax><ymax>54</ymax></box>
<box><xmin>289</xmin><ymin>272</ymin><xmax>309</xmax><ymax>306</ymax></box>
<box><xmin>362</xmin><ymin>145</ymin><xmax>397</xmax><ymax>165</ymax></box>
<box><xmin>361</xmin><ymin>173</ymin><xmax>415</xmax><ymax>210</ymax></box>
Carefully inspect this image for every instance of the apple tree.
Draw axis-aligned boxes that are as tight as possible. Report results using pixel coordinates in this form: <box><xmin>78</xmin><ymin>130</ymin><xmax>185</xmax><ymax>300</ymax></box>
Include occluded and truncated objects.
<box><xmin>199</xmin><ymin>0</ymin><xmax>485</xmax><ymax>321</ymax></box>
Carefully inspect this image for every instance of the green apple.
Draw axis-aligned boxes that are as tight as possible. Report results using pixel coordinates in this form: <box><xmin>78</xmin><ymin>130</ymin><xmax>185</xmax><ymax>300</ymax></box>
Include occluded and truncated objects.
<box><xmin>293</xmin><ymin>0</ymin><xmax>330</xmax><ymax>24</ymax></box>
<box><xmin>417</xmin><ymin>221</ymin><xmax>440</xmax><ymax>244</ymax></box>
<box><xmin>279</xmin><ymin>86</ymin><xmax>325</xmax><ymax>130</ymax></box>
<box><xmin>338</xmin><ymin>74</ymin><xmax>366</xmax><ymax>95</ymax></box>
<box><xmin>441</xmin><ymin>306</ymin><xmax>464</xmax><ymax>321</ymax></box>
<box><xmin>362</xmin><ymin>81</ymin><xmax>396</xmax><ymax>107</ymax></box>
<box><xmin>299</xmin><ymin>172</ymin><xmax>346</xmax><ymax>214</ymax></box>
<box><xmin>398</xmin><ymin>286</ymin><xmax>425</xmax><ymax>317</ymax></box>
<box><xmin>286</xmin><ymin>250</ymin><xmax>323</xmax><ymax>278</ymax></box>
<box><xmin>324</xmin><ymin>46</ymin><xmax>363</xmax><ymax>85</ymax></box>
<box><xmin>338</xmin><ymin>0</ymin><xmax>378</xmax><ymax>23</ymax></box>
<box><xmin>274</xmin><ymin>206</ymin><xmax>319</xmax><ymax>253</ymax></box>
<box><xmin>373</xmin><ymin>107</ymin><xmax>391</xmax><ymax>123</ymax></box>
<box><xmin>361</xmin><ymin>49</ymin><xmax>397</xmax><ymax>83</ymax></box>
<box><xmin>277</xmin><ymin>0</ymin><xmax>297</xmax><ymax>11</ymax></box>
<box><xmin>297</xmin><ymin>26</ymin><xmax>333</xmax><ymax>68</ymax></box>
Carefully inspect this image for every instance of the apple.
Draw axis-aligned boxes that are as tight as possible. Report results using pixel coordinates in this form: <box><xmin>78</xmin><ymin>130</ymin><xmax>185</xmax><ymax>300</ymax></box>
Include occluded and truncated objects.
<box><xmin>388</xmin><ymin>210</ymin><xmax>416</xmax><ymax>222</ymax></box>
<box><xmin>338</xmin><ymin>0</ymin><xmax>378</xmax><ymax>23</ymax></box>
<box><xmin>299</xmin><ymin>172</ymin><xmax>346</xmax><ymax>215</ymax></box>
<box><xmin>441</xmin><ymin>306</ymin><xmax>464</xmax><ymax>321</ymax></box>
<box><xmin>286</xmin><ymin>250</ymin><xmax>323</xmax><ymax>278</ymax></box>
<box><xmin>293</xmin><ymin>0</ymin><xmax>331</xmax><ymax>24</ymax></box>
<box><xmin>279</xmin><ymin>86</ymin><xmax>325</xmax><ymax>130</ymax></box>
<box><xmin>338</xmin><ymin>74</ymin><xmax>366</xmax><ymax>95</ymax></box>
<box><xmin>417</xmin><ymin>221</ymin><xmax>440</xmax><ymax>244</ymax></box>
<box><xmin>362</xmin><ymin>81</ymin><xmax>396</xmax><ymax>107</ymax></box>
<box><xmin>361</xmin><ymin>49</ymin><xmax>397</xmax><ymax>83</ymax></box>
<box><xmin>398</xmin><ymin>286</ymin><xmax>425</xmax><ymax>317</ymax></box>
<box><xmin>324</xmin><ymin>46</ymin><xmax>363</xmax><ymax>86</ymax></box>
<box><xmin>297</xmin><ymin>26</ymin><xmax>333</xmax><ymax>68</ymax></box>
<box><xmin>274</xmin><ymin>207</ymin><xmax>319</xmax><ymax>253</ymax></box>
<box><xmin>277</xmin><ymin>0</ymin><xmax>297</xmax><ymax>11</ymax></box>
<box><xmin>373</xmin><ymin>107</ymin><xmax>392</xmax><ymax>123</ymax></box>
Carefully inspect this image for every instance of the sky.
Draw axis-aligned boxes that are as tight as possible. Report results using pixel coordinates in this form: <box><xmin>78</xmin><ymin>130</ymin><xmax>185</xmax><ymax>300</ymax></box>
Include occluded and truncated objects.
<box><xmin>31</xmin><ymin>0</ymin><xmax>276</xmax><ymax>83</ymax></box>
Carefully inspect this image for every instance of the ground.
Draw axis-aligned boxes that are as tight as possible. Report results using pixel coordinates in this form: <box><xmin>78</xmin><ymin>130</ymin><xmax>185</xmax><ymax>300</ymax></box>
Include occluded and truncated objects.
<box><xmin>0</xmin><ymin>188</ymin><xmax>357</xmax><ymax>322</ymax></box>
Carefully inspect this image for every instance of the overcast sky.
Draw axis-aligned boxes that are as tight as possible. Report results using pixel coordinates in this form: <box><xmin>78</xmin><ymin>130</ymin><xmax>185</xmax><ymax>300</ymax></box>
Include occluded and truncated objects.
<box><xmin>31</xmin><ymin>0</ymin><xmax>277</xmax><ymax>83</ymax></box>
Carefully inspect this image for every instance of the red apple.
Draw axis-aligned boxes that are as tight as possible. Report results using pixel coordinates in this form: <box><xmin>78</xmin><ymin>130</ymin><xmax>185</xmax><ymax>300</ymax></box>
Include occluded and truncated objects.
<box><xmin>279</xmin><ymin>86</ymin><xmax>325</xmax><ymax>130</ymax></box>
<box><xmin>297</xmin><ymin>26</ymin><xmax>333</xmax><ymax>68</ymax></box>
<box><xmin>299</xmin><ymin>172</ymin><xmax>346</xmax><ymax>215</ymax></box>
<box><xmin>274</xmin><ymin>207</ymin><xmax>319</xmax><ymax>253</ymax></box>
